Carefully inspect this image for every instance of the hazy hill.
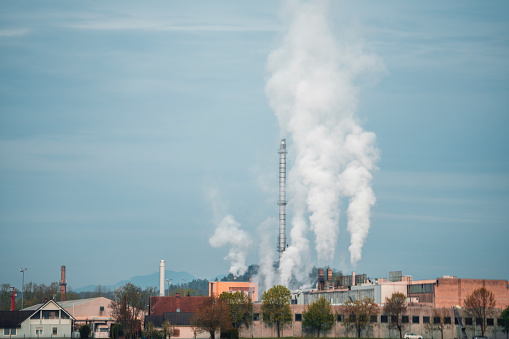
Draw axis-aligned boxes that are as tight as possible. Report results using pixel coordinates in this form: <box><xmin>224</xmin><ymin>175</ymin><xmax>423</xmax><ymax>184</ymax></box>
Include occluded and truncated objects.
<box><xmin>73</xmin><ymin>270</ymin><xmax>196</xmax><ymax>292</ymax></box>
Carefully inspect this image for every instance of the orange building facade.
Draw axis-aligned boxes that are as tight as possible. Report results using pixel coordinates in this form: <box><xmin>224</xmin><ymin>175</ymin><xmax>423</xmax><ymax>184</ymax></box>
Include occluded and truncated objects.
<box><xmin>208</xmin><ymin>281</ymin><xmax>258</xmax><ymax>302</ymax></box>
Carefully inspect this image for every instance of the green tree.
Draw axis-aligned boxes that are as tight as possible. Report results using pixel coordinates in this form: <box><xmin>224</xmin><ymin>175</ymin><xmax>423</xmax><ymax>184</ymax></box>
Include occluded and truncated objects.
<box><xmin>302</xmin><ymin>297</ymin><xmax>336</xmax><ymax>337</ymax></box>
<box><xmin>161</xmin><ymin>320</ymin><xmax>175</xmax><ymax>339</ymax></box>
<box><xmin>261</xmin><ymin>285</ymin><xmax>292</xmax><ymax>338</ymax></box>
<box><xmin>384</xmin><ymin>292</ymin><xmax>408</xmax><ymax>339</ymax></box>
<box><xmin>143</xmin><ymin>321</ymin><xmax>162</xmax><ymax>339</ymax></box>
<box><xmin>110</xmin><ymin>282</ymin><xmax>144</xmax><ymax>339</ymax></box>
<box><xmin>343</xmin><ymin>297</ymin><xmax>379</xmax><ymax>338</ymax></box>
<box><xmin>464</xmin><ymin>287</ymin><xmax>496</xmax><ymax>336</ymax></box>
<box><xmin>219</xmin><ymin>291</ymin><xmax>253</xmax><ymax>330</ymax></box>
<box><xmin>191</xmin><ymin>296</ymin><xmax>231</xmax><ymax>339</ymax></box>
<box><xmin>111</xmin><ymin>323</ymin><xmax>124</xmax><ymax>339</ymax></box>
<box><xmin>79</xmin><ymin>324</ymin><xmax>91</xmax><ymax>339</ymax></box>
<box><xmin>501</xmin><ymin>306</ymin><xmax>509</xmax><ymax>339</ymax></box>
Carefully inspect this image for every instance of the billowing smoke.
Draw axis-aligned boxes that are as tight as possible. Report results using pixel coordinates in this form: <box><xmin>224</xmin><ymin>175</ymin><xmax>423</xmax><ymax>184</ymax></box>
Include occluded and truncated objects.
<box><xmin>254</xmin><ymin>217</ymin><xmax>277</xmax><ymax>292</ymax></box>
<box><xmin>266</xmin><ymin>0</ymin><xmax>383</xmax><ymax>283</ymax></box>
<box><xmin>207</xmin><ymin>189</ymin><xmax>251</xmax><ymax>276</ymax></box>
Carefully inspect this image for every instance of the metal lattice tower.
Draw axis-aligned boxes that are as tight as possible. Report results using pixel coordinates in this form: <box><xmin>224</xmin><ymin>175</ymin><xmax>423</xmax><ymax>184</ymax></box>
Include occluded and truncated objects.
<box><xmin>278</xmin><ymin>139</ymin><xmax>287</xmax><ymax>261</ymax></box>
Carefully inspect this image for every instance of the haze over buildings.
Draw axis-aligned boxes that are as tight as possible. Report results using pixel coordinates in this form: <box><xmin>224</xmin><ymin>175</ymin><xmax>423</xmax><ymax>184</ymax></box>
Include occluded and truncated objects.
<box><xmin>1</xmin><ymin>1</ymin><xmax>508</xmax><ymax>290</ymax></box>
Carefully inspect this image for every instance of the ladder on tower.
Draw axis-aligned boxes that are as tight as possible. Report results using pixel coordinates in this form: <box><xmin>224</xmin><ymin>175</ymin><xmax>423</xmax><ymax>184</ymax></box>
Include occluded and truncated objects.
<box><xmin>453</xmin><ymin>307</ymin><xmax>468</xmax><ymax>339</ymax></box>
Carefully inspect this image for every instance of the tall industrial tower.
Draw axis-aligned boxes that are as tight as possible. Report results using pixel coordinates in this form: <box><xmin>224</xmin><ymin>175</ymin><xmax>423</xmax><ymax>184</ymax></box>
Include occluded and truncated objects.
<box><xmin>278</xmin><ymin>139</ymin><xmax>287</xmax><ymax>261</ymax></box>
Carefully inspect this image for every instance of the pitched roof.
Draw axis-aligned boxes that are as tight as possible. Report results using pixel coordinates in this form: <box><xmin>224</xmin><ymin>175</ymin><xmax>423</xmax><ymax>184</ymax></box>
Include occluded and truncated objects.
<box><xmin>150</xmin><ymin>296</ymin><xmax>208</xmax><ymax>316</ymax></box>
<box><xmin>0</xmin><ymin>311</ymin><xmax>34</xmax><ymax>328</ymax></box>
<box><xmin>23</xmin><ymin>297</ymin><xmax>110</xmax><ymax>311</ymax></box>
<box><xmin>145</xmin><ymin>312</ymin><xmax>194</xmax><ymax>327</ymax></box>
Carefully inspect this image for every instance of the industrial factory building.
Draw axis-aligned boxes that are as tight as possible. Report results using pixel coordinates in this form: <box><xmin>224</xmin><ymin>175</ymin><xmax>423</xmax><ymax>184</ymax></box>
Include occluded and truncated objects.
<box><xmin>245</xmin><ymin>270</ymin><xmax>508</xmax><ymax>339</ymax></box>
<box><xmin>239</xmin><ymin>302</ymin><xmax>507</xmax><ymax>339</ymax></box>
<box><xmin>292</xmin><ymin>270</ymin><xmax>509</xmax><ymax>310</ymax></box>
<box><xmin>209</xmin><ymin>281</ymin><xmax>258</xmax><ymax>302</ymax></box>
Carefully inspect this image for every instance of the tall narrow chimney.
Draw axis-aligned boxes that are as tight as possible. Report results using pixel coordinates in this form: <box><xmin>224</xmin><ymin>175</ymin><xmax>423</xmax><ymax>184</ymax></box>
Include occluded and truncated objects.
<box><xmin>159</xmin><ymin>260</ymin><xmax>165</xmax><ymax>296</ymax></box>
<box><xmin>278</xmin><ymin>139</ymin><xmax>287</xmax><ymax>261</ymax></box>
<box><xmin>60</xmin><ymin>266</ymin><xmax>67</xmax><ymax>301</ymax></box>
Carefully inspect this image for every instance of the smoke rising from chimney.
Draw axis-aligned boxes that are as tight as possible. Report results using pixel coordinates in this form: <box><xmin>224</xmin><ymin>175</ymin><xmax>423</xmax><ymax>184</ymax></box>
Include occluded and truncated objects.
<box><xmin>266</xmin><ymin>0</ymin><xmax>383</xmax><ymax>283</ymax></box>
<box><xmin>208</xmin><ymin>188</ymin><xmax>251</xmax><ymax>276</ymax></box>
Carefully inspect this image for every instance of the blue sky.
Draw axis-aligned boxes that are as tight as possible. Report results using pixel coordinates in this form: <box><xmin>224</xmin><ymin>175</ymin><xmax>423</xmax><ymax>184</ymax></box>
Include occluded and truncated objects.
<box><xmin>1</xmin><ymin>1</ymin><xmax>508</xmax><ymax>291</ymax></box>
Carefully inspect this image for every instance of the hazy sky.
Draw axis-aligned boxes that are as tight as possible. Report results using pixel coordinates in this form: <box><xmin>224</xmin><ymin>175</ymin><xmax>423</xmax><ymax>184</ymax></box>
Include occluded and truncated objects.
<box><xmin>1</xmin><ymin>1</ymin><xmax>508</xmax><ymax>291</ymax></box>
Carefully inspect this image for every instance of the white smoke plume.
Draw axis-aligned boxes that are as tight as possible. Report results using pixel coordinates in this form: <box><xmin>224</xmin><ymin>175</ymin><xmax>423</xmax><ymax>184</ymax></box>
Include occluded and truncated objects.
<box><xmin>254</xmin><ymin>217</ymin><xmax>277</xmax><ymax>292</ymax></box>
<box><xmin>207</xmin><ymin>189</ymin><xmax>251</xmax><ymax>276</ymax></box>
<box><xmin>266</xmin><ymin>0</ymin><xmax>383</xmax><ymax>280</ymax></box>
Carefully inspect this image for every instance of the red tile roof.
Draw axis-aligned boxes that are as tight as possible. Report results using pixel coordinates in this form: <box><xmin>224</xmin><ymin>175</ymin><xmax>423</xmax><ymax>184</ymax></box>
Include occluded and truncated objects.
<box><xmin>149</xmin><ymin>296</ymin><xmax>209</xmax><ymax>316</ymax></box>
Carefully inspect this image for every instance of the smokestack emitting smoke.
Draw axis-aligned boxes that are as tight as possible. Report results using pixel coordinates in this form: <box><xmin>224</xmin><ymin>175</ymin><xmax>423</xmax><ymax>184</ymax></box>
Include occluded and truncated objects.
<box><xmin>266</xmin><ymin>0</ymin><xmax>382</xmax><ymax>284</ymax></box>
<box><xmin>159</xmin><ymin>260</ymin><xmax>165</xmax><ymax>296</ymax></box>
<box><xmin>278</xmin><ymin>139</ymin><xmax>287</xmax><ymax>261</ymax></box>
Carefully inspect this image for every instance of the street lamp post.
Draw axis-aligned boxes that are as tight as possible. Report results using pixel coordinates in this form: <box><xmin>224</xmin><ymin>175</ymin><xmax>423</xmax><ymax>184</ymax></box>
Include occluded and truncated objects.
<box><xmin>20</xmin><ymin>268</ymin><xmax>27</xmax><ymax>310</ymax></box>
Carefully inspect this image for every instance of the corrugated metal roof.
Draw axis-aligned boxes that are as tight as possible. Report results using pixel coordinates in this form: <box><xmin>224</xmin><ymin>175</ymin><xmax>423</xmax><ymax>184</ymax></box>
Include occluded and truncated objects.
<box><xmin>23</xmin><ymin>298</ymin><xmax>109</xmax><ymax>311</ymax></box>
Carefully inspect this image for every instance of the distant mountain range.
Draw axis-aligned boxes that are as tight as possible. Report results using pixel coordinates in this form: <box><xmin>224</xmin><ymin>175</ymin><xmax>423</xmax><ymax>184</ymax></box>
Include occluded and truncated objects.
<box><xmin>72</xmin><ymin>270</ymin><xmax>198</xmax><ymax>293</ymax></box>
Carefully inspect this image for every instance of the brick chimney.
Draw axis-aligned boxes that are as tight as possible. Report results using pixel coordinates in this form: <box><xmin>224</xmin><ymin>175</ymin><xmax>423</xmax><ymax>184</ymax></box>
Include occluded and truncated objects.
<box><xmin>60</xmin><ymin>266</ymin><xmax>67</xmax><ymax>301</ymax></box>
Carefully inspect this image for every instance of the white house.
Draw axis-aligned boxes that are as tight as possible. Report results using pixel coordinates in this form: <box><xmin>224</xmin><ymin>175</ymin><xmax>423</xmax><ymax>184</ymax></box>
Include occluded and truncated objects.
<box><xmin>0</xmin><ymin>300</ymin><xmax>74</xmax><ymax>338</ymax></box>
<box><xmin>24</xmin><ymin>297</ymin><xmax>115</xmax><ymax>338</ymax></box>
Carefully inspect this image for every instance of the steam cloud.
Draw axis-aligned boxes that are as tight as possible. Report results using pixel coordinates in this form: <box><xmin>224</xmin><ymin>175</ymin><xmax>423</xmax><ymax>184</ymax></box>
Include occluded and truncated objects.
<box><xmin>266</xmin><ymin>0</ymin><xmax>383</xmax><ymax>284</ymax></box>
<box><xmin>209</xmin><ymin>214</ymin><xmax>251</xmax><ymax>276</ymax></box>
<box><xmin>207</xmin><ymin>189</ymin><xmax>251</xmax><ymax>276</ymax></box>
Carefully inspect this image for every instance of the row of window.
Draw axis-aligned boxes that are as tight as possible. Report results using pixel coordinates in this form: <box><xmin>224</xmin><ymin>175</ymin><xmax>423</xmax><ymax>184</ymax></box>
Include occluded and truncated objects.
<box><xmin>2</xmin><ymin>327</ymin><xmax>58</xmax><ymax>336</ymax></box>
<box><xmin>31</xmin><ymin>310</ymin><xmax>69</xmax><ymax>320</ymax></box>
<box><xmin>291</xmin><ymin>314</ymin><xmax>503</xmax><ymax>327</ymax></box>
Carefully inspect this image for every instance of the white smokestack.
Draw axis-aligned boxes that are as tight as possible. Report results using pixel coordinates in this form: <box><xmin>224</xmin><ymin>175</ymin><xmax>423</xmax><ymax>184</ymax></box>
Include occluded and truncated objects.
<box><xmin>159</xmin><ymin>260</ymin><xmax>165</xmax><ymax>296</ymax></box>
<box><xmin>266</xmin><ymin>0</ymin><xmax>383</xmax><ymax>283</ymax></box>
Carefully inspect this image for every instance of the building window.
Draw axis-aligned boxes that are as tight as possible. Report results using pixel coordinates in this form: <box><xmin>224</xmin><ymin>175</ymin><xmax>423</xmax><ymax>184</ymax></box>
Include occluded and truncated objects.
<box><xmin>487</xmin><ymin>318</ymin><xmax>494</xmax><ymax>326</ymax></box>
<box><xmin>11</xmin><ymin>328</ymin><xmax>17</xmax><ymax>336</ymax></box>
<box><xmin>412</xmin><ymin>316</ymin><xmax>420</xmax><ymax>324</ymax></box>
<box><xmin>381</xmin><ymin>315</ymin><xmax>388</xmax><ymax>323</ymax></box>
<box><xmin>455</xmin><ymin>317</ymin><xmax>460</xmax><ymax>325</ymax></box>
<box><xmin>476</xmin><ymin>318</ymin><xmax>482</xmax><ymax>325</ymax></box>
<box><xmin>337</xmin><ymin>315</ymin><xmax>342</xmax><ymax>322</ymax></box>
<box><xmin>498</xmin><ymin>318</ymin><xmax>505</xmax><ymax>327</ymax></box>
<box><xmin>53</xmin><ymin>328</ymin><xmax>58</xmax><ymax>335</ymax></box>
<box><xmin>61</xmin><ymin>312</ymin><xmax>70</xmax><ymax>319</ymax></box>
<box><xmin>253</xmin><ymin>313</ymin><xmax>260</xmax><ymax>321</ymax></box>
<box><xmin>423</xmin><ymin>316</ymin><xmax>430</xmax><ymax>324</ymax></box>
<box><xmin>391</xmin><ymin>316</ymin><xmax>397</xmax><ymax>323</ymax></box>
<box><xmin>465</xmin><ymin>318</ymin><xmax>472</xmax><ymax>325</ymax></box>
<box><xmin>349</xmin><ymin>315</ymin><xmax>356</xmax><ymax>322</ymax></box>
<box><xmin>42</xmin><ymin>310</ymin><xmax>58</xmax><ymax>319</ymax></box>
<box><xmin>36</xmin><ymin>328</ymin><xmax>43</xmax><ymax>336</ymax></box>
<box><xmin>444</xmin><ymin>317</ymin><xmax>451</xmax><ymax>324</ymax></box>
<box><xmin>434</xmin><ymin>317</ymin><xmax>440</xmax><ymax>324</ymax></box>
<box><xmin>31</xmin><ymin>311</ymin><xmax>41</xmax><ymax>319</ymax></box>
<box><xmin>295</xmin><ymin>314</ymin><xmax>302</xmax><ymax>322</ymax></box>
<box><xmin>370</xmin><ymin>315</ymin><xmax>377</xmax><ymax>323</ymax></box>
<box><xmin>402</xmin><ymin>316</ymin><xmax>409</xmax><ymax>323</ymax></box>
